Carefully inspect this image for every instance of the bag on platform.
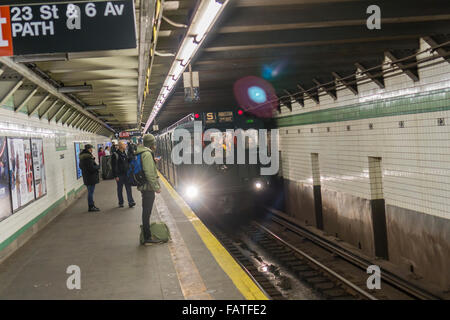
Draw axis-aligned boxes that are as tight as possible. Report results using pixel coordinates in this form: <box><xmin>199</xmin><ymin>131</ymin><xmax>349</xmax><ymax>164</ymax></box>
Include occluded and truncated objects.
<box><xmin>140</xmin><ymin>222</ymin><xmax>171</xmax><ymax>244</ymax></box>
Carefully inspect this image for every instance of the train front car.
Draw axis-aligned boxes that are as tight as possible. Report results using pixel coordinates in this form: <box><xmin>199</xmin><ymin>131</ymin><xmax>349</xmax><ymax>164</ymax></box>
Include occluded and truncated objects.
<box><xmin>156</xmin><ymin>110</ymin><xmax>269</xmax><ymax>216</ymax></box>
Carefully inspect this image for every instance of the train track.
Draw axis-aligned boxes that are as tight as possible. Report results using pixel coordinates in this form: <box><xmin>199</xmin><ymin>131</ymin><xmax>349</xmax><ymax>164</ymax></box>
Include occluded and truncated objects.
<box><xmin>261</xmin><ymin>207</ymin><xmax>441</xmax><ymax>300</ymax></box>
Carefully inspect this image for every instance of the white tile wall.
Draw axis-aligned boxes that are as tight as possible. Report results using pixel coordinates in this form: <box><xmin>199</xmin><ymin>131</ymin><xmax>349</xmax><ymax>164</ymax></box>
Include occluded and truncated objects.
<box><xmin>0</xmin><ymin>107</ymin><xmax>110</xmax><ymax>244</ymax></box>
<box><xmin>277</xmin><ymin>38</ymin><xmax>450</xmax><ymax>220</ymax></box>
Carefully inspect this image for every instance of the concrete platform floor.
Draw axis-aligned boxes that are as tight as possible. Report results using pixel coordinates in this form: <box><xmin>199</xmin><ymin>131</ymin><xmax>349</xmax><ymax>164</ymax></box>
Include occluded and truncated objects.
<box><xmin>0</xmin><ymin>179</ymin><xmax>252</xmax><ymax>300</ymax></box>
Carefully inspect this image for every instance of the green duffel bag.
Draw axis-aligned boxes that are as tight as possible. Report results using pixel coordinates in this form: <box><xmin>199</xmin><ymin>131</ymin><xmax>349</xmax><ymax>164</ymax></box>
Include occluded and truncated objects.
<box><xmin>140</xmin><ymin>222</ymin><xmax>171</xmax><ymax>244</ymax></box>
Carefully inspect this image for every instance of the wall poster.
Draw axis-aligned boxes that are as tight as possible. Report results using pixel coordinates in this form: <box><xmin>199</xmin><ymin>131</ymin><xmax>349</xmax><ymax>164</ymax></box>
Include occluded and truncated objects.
<box><xmin>31</xmin><ymin>138</ymin><xmax>47</xmax><ymax>199</ymax></box>
<box><xmin>74</xmin><ymin>142</ymin><xmax>82</xmax><ymax>179</ymax></box>
<box><xmin>0</xmin><ymin>137</ymin><xmax>12</xmax><ymax>222</ymax></box>
<box><xmin>7</xmin><ymin>137</ymin><xmax>35</xmax><ymax>211</ymax></box>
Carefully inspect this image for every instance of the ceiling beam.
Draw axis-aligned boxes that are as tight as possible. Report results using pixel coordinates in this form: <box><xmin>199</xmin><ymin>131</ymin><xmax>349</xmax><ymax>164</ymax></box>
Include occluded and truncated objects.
<box><xmin>385</xmin><ymin>51</ymin><xmax>419</xmax><ymax>82</ymax></box>
<box><xmin>355</xmin><ymin>62</ymin><xmax>385</xmax><ymax>89</ymax></box>
<box><xmin>332</xmin><ymin>71</ymin><xmax>358</xmax><ymax>95</ymax></box>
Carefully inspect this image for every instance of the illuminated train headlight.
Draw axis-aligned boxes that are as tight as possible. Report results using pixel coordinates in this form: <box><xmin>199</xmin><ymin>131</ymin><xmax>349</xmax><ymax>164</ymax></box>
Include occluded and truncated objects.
<box><xmin>254</xmin><ymin>181</ymin><xmax>263</xmax><ymax>190</ymax></box>
<box><xmin>185</xmin><ymin>185</ymin><xmax>199</xmax><ymax>198</ymax></box>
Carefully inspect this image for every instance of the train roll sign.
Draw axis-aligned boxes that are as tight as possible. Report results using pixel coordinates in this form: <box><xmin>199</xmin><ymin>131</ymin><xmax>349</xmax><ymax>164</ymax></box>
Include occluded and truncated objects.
<box><xmin>0</xmin><ymin>0</ymin><xmax>136</xmax><ymax>56</ymax></box>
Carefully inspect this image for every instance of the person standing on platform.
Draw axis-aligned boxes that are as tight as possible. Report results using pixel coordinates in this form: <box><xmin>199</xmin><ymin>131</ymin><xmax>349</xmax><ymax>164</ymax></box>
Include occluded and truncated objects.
<box><xmin>112</xmin><ymin>140</ymin><xmax>136</xmax><ymax>208</ymax></box>
<box><xmin>104</xmin><ymin>146</ymin><xmax>111</xmax><ymax>156</ymax></box>
<box><xmin>136</xmin><ymin>134</ymin><xmax>161</xmax><ymax>245</ymax></box>
<box><xmin>98</xmin><ymin>147</ymin><xmax>106</xmax><ymax>162</ymax></box>
<box><xmin>79</xmin><ymin>144</ymin><xmax>100</xmax><ymax>212</ymax></box>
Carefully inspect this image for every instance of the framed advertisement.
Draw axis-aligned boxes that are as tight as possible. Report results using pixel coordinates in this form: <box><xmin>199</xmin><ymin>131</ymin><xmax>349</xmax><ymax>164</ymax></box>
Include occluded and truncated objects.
<box><xmin>74</xmin><ymin>142</ymin><xmax>82</xmax><ymax>179</ymax></box>
<box><xmin>0</xmin><ymin>137</ymin><xmax>12</xmax><ymax>222</ymax></box>
<box><xmin>7</xmin><ymin>137</ymin><xmax>35</xmax><ymax>212</ymax></box>
<box><xmin>31</xmin><ymin>138</ymin><xmax>47</xmax><ymax>199</ymax></box>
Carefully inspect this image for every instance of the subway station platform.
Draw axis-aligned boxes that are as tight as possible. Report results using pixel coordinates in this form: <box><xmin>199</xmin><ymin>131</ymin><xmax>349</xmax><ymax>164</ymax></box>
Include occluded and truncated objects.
<box><xmin>0</xmin><ymin>175</ymin><xmax>267</xmax><ymax>300</ymax></box>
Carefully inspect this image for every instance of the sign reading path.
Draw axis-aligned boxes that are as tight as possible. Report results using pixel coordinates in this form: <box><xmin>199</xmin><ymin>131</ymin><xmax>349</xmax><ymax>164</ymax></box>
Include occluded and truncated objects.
<box><xmin>0</xmin><ymin>0</ymin><xmax>136</xmax><ymax>56</ymax></box>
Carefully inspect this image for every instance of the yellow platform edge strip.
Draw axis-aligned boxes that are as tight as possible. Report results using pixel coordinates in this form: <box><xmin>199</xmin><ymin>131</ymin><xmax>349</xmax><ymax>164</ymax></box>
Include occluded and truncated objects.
<box><xmin>158</xmin><ymin>173</ymin><xmax>268</xmax><ymax>300</ymax></box>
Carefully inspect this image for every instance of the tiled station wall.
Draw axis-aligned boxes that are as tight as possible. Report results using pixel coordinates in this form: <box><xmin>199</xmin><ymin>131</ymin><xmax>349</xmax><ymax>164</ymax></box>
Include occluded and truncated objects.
<box><xmin>0</xmin><ymin>99</ymin><xmax>110</xmax><ymax>261</ymax></box>
<box><xmin>276</xmin><ymin>39</ymin><xmax>450</xmax><ymax>291</ymax></box>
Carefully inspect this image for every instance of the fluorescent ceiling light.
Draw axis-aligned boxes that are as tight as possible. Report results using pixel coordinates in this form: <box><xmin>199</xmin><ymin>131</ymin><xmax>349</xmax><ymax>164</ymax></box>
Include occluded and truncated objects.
<box><xmin>58</xmin><ymin>85</ymin><xmax>93</xmax><ymax>93</ymax></box>
<box><xmin>192</xmin><ymin>0</ymin><xmax>223</xmax><ymax>42</ymax></box>
<box><xmin>144</xmin><ymin>0</ymin><xmax>228</xmax><ymax>133</ymax></box>
<box><xmin>178</xmin><ymin>38</ymin><xmax>197</xmax><ymax>63</ymax></box>
<box><xmin>13</xmin><ymin>53</ymin><xmax>68</xmax><ymax>63</ymax></box>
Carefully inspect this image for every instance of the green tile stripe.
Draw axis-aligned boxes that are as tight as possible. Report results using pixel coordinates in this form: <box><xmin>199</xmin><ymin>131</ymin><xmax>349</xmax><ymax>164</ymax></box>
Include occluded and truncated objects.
<box><xmin>0</xmin><ymin>185</ymin><xmax>85</xmax><ymax>252</ymax></box>
<box><xmin>275</xmin><ymin>88</ymin><xmax>450</xmax><ymax>127</ymax></box>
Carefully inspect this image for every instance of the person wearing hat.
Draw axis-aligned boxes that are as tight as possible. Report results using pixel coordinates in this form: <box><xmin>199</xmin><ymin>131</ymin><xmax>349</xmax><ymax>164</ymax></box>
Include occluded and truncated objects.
<box><xmin>135</xmin><ymin>134</ymin><xmax>161</xmax><ymax>245</ymax></box>
<box><xmin>79</xmin><ymin>144</ymin><xmax>100</xmax><ymax>212</ymax></box>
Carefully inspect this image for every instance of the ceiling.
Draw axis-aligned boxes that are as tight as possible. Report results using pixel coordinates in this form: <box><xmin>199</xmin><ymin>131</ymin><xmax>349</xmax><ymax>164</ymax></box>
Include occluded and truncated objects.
<box><xmin>150</xmin><ymin>0</ymin><xmax>450</xmax><ymax>130</ymax></box>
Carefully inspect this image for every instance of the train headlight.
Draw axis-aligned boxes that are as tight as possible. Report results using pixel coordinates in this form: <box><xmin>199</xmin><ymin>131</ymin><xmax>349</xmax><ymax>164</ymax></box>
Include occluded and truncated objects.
<box><xmin>185</xmin><ymin>185</ymin><xmax>199</xmax><ymax>198</ymax></box>
<box><xmin>254</xmin><ymin>181</ymin><xmax>263</xmax><ymax>190</ymax></box>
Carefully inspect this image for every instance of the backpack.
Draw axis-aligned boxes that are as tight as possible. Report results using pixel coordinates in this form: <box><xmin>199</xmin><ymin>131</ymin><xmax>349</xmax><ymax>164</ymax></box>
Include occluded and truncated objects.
<box><xmin>139</xmin><ymin>222</ymin><xmax>171</xmax><ymax>244</ymax></box>
<box><xmin>127</xmin><ymin>151</ymin><xmax>147</xmax><ymax>186</ymax></box>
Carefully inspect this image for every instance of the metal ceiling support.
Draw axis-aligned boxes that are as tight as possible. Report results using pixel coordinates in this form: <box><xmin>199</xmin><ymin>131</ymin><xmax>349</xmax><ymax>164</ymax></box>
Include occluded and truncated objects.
<box><xmin>39</xmin><ymin>100</ymin><xmax>59</xmax><ymax>120</ymax></box>
<box><xmin>68</xmin><ymin>112</ymin><xmax>81</xmax><ymax>126</ymax></box>
<box><xmin>72</xmin><ymin>115</ymin><xmax>85</xmax><ymax>128</ymax></box>
<box><xmin>332</xmin><ymin>71</ymin><xmax>358</xmax><ymax>95</ymax></box>
<box><xmin>355</xmin><ymin>62</ymin><xmax>385</xmax><ymax>89</ymax></box>
<box><xmin>77</xmin><ymin>118</ymin><xmax>90</xmax><ymax>130</ymax></box>
<box><xmin>86</xmin><ymin>121</ymin><xmax>97</xmax><ymax>132</ymax></box>
<box><xmin>63</xmin><ymin>110</ymin><xmax>76</xmax><ymax>125</ymax></box>
<box><xmin>0</xmin><ymin>57</ymin><xmax>113</xmax><ymax>133</ymax></box>
<box><xmin>0</xmin><ymin>78</ymin><xmax>24</xmax><ymax>107</ymax></box>
<box><xmin>313</xmin><ymin>78</ymin><xmax>337</xmax><ymax>100</ymax></box>
<box><xmin>385</xmin><ymin>51</ymin><xmax>419</xmax><ymax>82</ymax></box>
<box><xmin>137</xmin><ymin>0</ymin><xmax>158</xmax><ymax>125</ymax></box>
<box><xmin>0</xmin><ymin>65</ymin><xmax>7</xmax><ymax>76</ymax></box>
<box><xmin>285</xmin><ymin>89</ymin><xmax>304</xmax><ymax>107</ymax></box>
<box><xmin>79</xmin><ymin>119</ymin><xmax>90</xmax><ymax>131</ymax></box>
<box><xmin>15</xmin><ymin>87</ymin><xmax>38</xmax><ymax>113</ymax></box>
<box><xmin>57</xmin><ymin>106</ymin><xmax>72</xmax><ymax>123</ymax></box>
<box><xmin>297</xmin><ymin>84</ymin><xmax>319</xmax><ymax>104</ymax></box>
<box><xmin>48</xmin><ymin>103</ymin><xmax>66</xmax><ymax>122</ymax></box>
<box><xmin>423</xmin><ymin>36</ymin><xmax>450</xmax><ymax>63</ymax></box>
<box><xmin>279</xmin><ymin>95</ymin><xmax>292</xmax><ymax>112</ymax></box>
<box><xmin>28</xmin><ymin>94</ymin><xmax>50</xmax><ymax>117</ymax></box>
<box><xmin>67</xmin><ymin>113</ymin><xmax>80</xmax><ymax>127</ymax></box>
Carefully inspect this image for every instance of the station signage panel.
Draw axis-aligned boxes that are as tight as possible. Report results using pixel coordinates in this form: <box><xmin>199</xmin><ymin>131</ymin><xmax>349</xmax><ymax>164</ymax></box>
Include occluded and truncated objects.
<box><xmin>0</xmin><ymin>0</ymin><xmax>136</xmax><ymax>56</ymax></box>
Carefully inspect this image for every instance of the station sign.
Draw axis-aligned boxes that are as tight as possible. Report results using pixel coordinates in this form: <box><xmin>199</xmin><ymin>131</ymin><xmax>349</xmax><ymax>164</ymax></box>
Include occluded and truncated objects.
<box><xmin>0</xmin><ymin>0</ymin><xmax>136</xmax><ymax>56</ymax></box>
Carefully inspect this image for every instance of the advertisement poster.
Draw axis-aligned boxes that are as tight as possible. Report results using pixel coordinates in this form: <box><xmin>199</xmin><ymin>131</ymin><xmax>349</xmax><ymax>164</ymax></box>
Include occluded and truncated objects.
<box><xmin>31</xmin><ymin>138</ymin><xmax>47</xmax><ymax>199</ymax></box>
<box><xmin>0</xmin><ymin>137</ymin><xmax>12</xmax><ymax>222</ymax></box>
<box><xmin>23</xmin><ymin>139</ymin><xmax>35</xmax><ymax>206</ymax></box>
<box><xmin>75</xmin><ymin>142</ymin><xmax>82</xmax><ymax>179</ymax></box>
<box><xmin>8</xmin><ymin>138</ymin><xmax>35</xmax><ymax>211</ymax></box>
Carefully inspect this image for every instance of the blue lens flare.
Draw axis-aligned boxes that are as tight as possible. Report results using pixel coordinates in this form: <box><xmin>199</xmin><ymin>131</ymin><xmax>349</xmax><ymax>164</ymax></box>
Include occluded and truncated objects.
<box><xmin>248</xmin><ymin>86</ymin><xmax>267</xmax><ymax>103</ymax></box>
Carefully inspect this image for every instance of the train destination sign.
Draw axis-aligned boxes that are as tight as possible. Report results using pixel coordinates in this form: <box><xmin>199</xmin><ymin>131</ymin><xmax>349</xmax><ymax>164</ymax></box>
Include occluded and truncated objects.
<box><xmin>0</xmin><ymin>0</ymin><xmax>136</xmax><ymax>56</ymax></box>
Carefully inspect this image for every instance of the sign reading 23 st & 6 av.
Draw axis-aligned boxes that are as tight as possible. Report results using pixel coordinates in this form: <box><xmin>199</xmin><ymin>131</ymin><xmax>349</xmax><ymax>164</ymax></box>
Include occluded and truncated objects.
<box><xmin>0</xmin><ymin>0</ymin><xmax>136</xmax><ymax>56</ymax></box>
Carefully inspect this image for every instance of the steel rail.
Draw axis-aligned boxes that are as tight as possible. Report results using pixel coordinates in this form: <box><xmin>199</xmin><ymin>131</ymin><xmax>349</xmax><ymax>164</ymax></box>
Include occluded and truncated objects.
<box><xmin>252</xmin><ymin>221</ymin><xmax>378</xmax><ymax>300</ymax></box>
<box><xmin>265</xmin><ymin>207</ymin><xmax>441</xmax><ymax>300</ymax></box>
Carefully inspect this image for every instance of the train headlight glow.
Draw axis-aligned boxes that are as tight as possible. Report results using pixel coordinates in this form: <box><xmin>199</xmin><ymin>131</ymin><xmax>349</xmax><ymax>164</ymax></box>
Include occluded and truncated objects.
<box><xmin>185</xmin><ymin>185</ymin><xmax>199</xmax><ymax>198</ymax></box>
<box><xmin>255</xmin><ymin>181</ymin><xmax>262</xmax><ymax>190</ymax></box>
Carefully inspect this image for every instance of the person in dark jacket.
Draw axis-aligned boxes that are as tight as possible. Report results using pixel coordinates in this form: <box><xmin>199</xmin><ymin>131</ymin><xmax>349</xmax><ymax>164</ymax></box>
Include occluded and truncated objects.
<box><xmin>79</xmin><ymin>144</ymin><xmax>100</xmax><ymax>212</ymax></box>
<box><xmin>112</xmin><ymin>140</ymin><xmax>135</xmax><ymax>208</ymax></box>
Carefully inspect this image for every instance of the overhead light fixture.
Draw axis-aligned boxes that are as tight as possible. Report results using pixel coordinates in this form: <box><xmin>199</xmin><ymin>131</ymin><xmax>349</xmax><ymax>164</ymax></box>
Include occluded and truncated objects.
<box><xmin>13</xmin><ymin>53</ymin><xmax>68</xmax><ymax>63</ymax></box>
<box><xmin>58</xmin><ymin>84</ymin><xmax>93</xmax><ymax>93</ymax></box>
<box><xmin>86</xmin><ymin>104</ymin><xmax>107</xmax><ymax>111</ymax></box>
<box><xmin>144</xmin><ymin>0</ymin><xmax>229</xmax><ymax>133</ymax></box>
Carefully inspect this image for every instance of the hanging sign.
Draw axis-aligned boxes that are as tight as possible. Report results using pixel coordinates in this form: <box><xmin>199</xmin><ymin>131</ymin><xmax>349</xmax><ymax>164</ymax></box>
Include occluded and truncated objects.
<box><xmin>0</xmin><ymin>0</ymin><xmax>136</xmax><ymax>56</ymax></box>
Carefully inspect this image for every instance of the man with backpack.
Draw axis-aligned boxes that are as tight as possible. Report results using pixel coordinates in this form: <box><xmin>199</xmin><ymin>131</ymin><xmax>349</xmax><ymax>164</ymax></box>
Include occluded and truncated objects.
<box><xmin>135</xmin><ymin>134</ymin><xmax>161</xmax><ymax>245</ymax></box>
<box><xmin>112</xmin><ymin>140</ymin><xmax>136</xmax><ymax>208</ymax></box>
<box><xmin>79</xmin><ymin>144</ymin><xmax>100</xmax><ymax>212</ymax></box>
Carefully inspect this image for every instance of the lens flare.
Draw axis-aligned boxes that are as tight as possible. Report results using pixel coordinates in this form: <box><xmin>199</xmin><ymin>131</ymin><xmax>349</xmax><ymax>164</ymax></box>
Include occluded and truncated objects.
<box><xmin>233</xmin><ymin>76</ymin><xmax>278</xmax><ymax>118</ymax></box>
<box><xmin>248</xmin><ymin>86</ymin><xmax>267</xmax><ymax>103</ymax></box>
